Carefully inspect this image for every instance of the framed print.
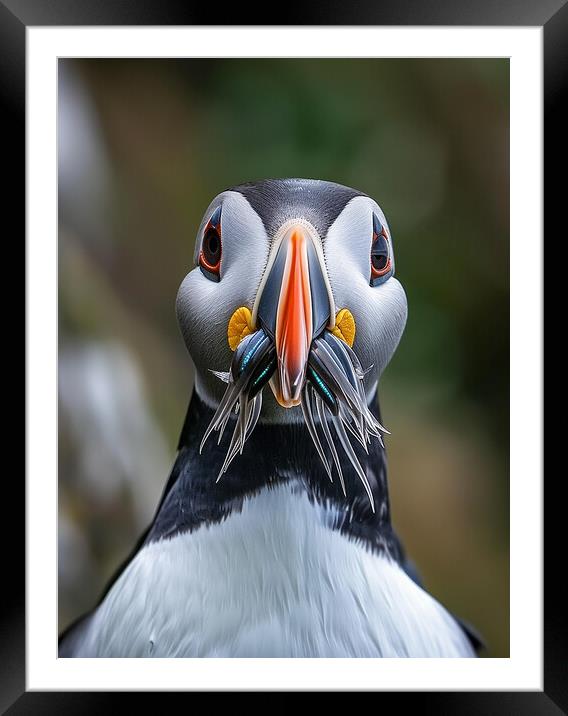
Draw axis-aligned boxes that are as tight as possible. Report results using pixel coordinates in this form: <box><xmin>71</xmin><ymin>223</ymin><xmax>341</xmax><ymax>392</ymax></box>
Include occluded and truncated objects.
<box><xmin>8</xmin><ymin>0</ymin><xmax>558</xmax><ymax>709</ymax></box>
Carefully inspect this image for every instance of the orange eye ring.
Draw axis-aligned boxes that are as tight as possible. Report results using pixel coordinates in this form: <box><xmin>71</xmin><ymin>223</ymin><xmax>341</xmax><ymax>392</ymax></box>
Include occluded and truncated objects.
<box><xmin>199</xmin><ymin>247</ymin><xmax>221</xmax><ymax>274</ymax></box>
<box><xmin>371</xmin><ymin>223</ymin><xmax>392</xmax><ymax>280</ymax></box>
<box><xmin>199</xmin><ymin>206</ymin><xmax>222</xmax><ymax>279</ymax></box>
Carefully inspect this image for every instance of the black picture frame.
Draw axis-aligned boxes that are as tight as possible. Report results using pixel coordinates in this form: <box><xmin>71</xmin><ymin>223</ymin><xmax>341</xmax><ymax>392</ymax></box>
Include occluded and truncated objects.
<box><xmin>7</xmin><ymin>0</ymin><xmax>557</xmax><ymax>710</ymax></box>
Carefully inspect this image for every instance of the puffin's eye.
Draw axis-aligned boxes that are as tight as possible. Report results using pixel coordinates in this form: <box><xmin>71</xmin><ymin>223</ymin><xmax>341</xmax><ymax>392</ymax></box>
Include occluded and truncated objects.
<box><xmin>370</xmin><ymin>213</ymin><xmax>393</xmax><ymax>286</ymax></box>
<box><xmin>199</xmin><ymin>206</ymin><xmax>222</xmax><ymax>282</ymax></box>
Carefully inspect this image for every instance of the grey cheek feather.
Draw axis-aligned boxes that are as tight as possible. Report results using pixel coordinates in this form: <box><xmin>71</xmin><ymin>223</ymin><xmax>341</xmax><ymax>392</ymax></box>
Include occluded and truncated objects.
<box><xmin>353</xmin><ymin>278</ymin><xmax>408</xmax><ymax>390</ymax></box>
<box><xmin>176</xmin><ymin>270</ymin><xmax>233</xmax><ymax>403</ymax></box>
<box><xmin>322</xmin><ymin>195</ymin><xmax>407</xmax><ymax>391</ymax></box>
<box><xmin>177</xmin><ymin>191</ymin><xmax>269</xmax><ymax>406</ymax></box>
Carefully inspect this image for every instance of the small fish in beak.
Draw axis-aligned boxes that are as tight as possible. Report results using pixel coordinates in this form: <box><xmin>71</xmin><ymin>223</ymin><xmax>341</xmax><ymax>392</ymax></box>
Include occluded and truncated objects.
<box><xmin>200</xmin><ymin>221</ymin><xmax>388</xmax><ymax>510</ymax></box>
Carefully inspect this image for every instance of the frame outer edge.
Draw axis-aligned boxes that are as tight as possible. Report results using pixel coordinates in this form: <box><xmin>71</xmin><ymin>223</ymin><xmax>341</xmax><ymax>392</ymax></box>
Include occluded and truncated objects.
<box><xmin>12</xmin><ymin>0</ymin><xmax>559</xmax><ymax>709</ymax></box>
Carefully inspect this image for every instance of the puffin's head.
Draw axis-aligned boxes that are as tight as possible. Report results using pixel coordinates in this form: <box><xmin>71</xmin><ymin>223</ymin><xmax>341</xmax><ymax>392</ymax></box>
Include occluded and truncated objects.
<box><xmin>177</xmin><ymin>179</ymin><xmax>407</xmax><ymax>508</ymax></box>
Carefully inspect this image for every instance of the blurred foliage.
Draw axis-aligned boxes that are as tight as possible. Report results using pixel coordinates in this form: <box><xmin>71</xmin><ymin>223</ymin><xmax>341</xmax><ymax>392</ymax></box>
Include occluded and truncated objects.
<box><xmin>58</xmin><ymin>58</ymin><xmax>509</xmax><ymax>656</ymax></box>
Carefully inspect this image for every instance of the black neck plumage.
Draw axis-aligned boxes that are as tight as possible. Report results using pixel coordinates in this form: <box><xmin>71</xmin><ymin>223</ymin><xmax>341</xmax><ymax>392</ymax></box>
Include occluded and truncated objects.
<box><xmin>67</xmin><ymin>388</ymin><xmax>481</xmax><ymax>657</ymax></box>
<box><xmin>143</xmin><ymin>390</ymin><xmax>405</xmax><ymax>560</ymax></box>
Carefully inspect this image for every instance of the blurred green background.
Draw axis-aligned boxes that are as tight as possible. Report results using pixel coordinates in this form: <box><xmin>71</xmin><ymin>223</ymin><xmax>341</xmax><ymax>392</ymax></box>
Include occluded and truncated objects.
<box><xmin>58</xmin><ymin>58</ymin><xmax>509</xmax><ymax>656</ymax></box>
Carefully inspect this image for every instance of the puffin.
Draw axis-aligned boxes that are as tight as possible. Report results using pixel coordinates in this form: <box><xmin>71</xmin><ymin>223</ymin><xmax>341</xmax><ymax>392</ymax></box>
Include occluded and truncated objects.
<box><xmin>59</xmin><ymin>178</ymin><xmax>481</xmax><ymax>658</ymax></box>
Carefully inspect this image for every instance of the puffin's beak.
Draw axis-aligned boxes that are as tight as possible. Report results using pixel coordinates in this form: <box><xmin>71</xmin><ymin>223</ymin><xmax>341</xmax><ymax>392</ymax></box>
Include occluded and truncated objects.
<box><xmin>254</xmin><ymin>225</ymin><xmax>333</xmax><ymax>408</ymax></box>
<box><xmin>273</xmin><ymin>227</ymin><xmax>312</xmax><ymax>407</ymax></box>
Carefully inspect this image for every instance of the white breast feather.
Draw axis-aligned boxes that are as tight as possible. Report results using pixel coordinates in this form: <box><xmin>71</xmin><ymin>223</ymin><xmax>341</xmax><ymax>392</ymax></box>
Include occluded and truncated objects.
<box><xmin>74</xmin><ymin>484</ymin><xmax>474</xmax><ymax>657</ymax></box>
